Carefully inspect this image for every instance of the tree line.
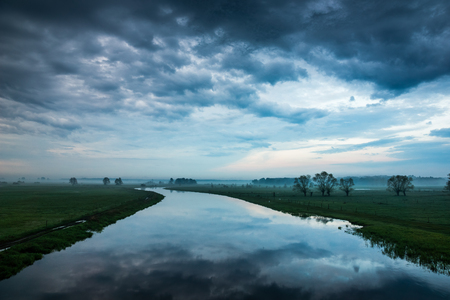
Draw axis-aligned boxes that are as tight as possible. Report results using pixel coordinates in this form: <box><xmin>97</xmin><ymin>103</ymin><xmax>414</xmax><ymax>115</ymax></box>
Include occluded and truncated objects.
<box><xmin>69</xmin><ymin>177</ymin><xmax>123</xmax><ymax>185</ymax></box>
<box><xmin>293</xmin><ymin>172</ymin><xmax>449</xmax><ymax>197</ymax></box>
<box><xmin>172</xmin><ymin>178</ymin><xmax>197</xmax><ymax>185</ymax></box>
<box><xmin>254</xmin><ymin>175</ymin><xmax>446</xmax><ymax>187</ymax></box>
<box><xmin>293</xmin><ymin>171</ymin><xmax>355</xmax><ymax>197</ymax></box>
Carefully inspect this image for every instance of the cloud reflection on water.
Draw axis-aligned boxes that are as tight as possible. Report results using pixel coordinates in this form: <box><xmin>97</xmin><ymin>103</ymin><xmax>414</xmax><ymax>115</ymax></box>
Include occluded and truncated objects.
<box><xmin>0</xmin><ymin>189</ymin><xmax>449</xmax><ymax>299</ymax></box>
<box><xmin>10</xmin><ymin>243</ymin><xmax>445</xmax><ymax>300</ymax></box>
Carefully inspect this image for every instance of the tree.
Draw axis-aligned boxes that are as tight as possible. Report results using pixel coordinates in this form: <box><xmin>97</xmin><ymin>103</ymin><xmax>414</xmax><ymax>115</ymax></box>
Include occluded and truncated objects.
<box><xmin>103</xmin><ymin>177</ymin><xmax>110</xmax><ymax>185</ymax></box>
<box><xmin>69</xmin><ymin>177</ymin><xmax>78</xmax><ymax>185</ymax></box>
<box><xmin>444</xmin><ymin>173</ymin><xmax>450</xmax><ymax>193</ymax></box>
<box><xmin>313</xmin><ymin>171</ymin><xmax>337</xmax><ymax>196</ymax></box>
<box><xmin>387</xmin><ymin>175</ymin><xmax>414</xmax><ymax>196</ymax></box>
<box><xmin>174</xmin><ymin>178</ymin><xmax>197</xmax><ymax>185</ymax></box>
<box><xmin>293</xmin><ymin>175</ymin><xmax>311</xmax><ymax>196</ymax></box>
<box><xmin>339</xmin><ymin>178</ymin><xmax>354</xmax><ymax>196</ymax></box>
<box><xmin>400</xmin><ymin>176</ymin><xmax>414</xmax><ymax>196</ymax></box>
<box><xmin>169</xmin><ymin>178</ymin><xmax>174</xmax><ymax>184</ymax></box>
<box><xmin>115</xmin><ymin>177</ymin><xmax>123</xmax><ymax>185</ymax></box>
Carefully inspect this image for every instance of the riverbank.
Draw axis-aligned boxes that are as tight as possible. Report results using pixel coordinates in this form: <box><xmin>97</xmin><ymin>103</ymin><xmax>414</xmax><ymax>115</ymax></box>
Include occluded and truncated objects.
<box><xmin>168</xmin><ymin>185</ymin><xmax>450</xmax><ymax>274</ymax></box>
<box><xmin>0</xmin><ymin>185</ymin><xmax>164</xmax><ymax>280</ymax></box>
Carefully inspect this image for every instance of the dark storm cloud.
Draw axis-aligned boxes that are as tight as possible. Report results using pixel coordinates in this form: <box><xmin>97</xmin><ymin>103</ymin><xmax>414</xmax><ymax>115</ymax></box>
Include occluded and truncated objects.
<box><xmin>1</xmin><ymin>0</ymin><xmax>450</xmax><ymax>133</ymax></box>
<box><xmin>220</xmin><ymin>48</ymin><xmax>308</xmax><ymax>85</ymax></box>
<box><xmin>173</xmin><ymin>0</ymin><xmax>450</xmax><ymax>93</ymax></box>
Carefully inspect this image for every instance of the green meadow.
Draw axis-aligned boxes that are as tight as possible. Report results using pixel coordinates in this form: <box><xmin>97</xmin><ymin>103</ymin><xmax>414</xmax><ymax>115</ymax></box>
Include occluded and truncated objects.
<box><xmin>0</xmin><ymin>184</ymin><xmax>155</xmax><ymax>243</ymax></box>
<box><xmin>0</xmin><ymin>184</ymin><xmax>164</xmax><ymax>280</ymax></box>
<box><xmin>168</xmin><ymin>184</ymin><xmax>450</xmax><ymax>274</ymax></box>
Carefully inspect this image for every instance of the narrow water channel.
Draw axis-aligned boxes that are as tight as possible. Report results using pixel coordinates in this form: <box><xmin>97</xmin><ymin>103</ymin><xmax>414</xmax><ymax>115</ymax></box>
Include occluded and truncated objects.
<box><xmin>0</xmin><ymin>188</ymin><xmax>449</xmax><ymax>299</ymax></box>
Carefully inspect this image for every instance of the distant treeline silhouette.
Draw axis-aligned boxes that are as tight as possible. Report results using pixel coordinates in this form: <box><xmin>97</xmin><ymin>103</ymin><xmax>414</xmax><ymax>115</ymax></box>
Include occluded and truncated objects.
<box><xmin>252</xmin><ymin>176</ymin><xmax>446</xmax><ymax>187</ymax></box>
<box><xmin>174</xmin><ymin>178</ymin><xmax>197</xmax><ymax>185</ymax></box>
<box><xmin>252</xmin><ymin>177</ymin><xmax>294</xmax><ymax>186</ymax></box>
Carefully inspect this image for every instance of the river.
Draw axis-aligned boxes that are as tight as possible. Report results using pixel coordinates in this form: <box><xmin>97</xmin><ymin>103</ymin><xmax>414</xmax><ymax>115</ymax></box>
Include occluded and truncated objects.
<box><xmin>0</xmin><ymin>188</ymin><xmax>449</xmax><ymax>299</ymax></box>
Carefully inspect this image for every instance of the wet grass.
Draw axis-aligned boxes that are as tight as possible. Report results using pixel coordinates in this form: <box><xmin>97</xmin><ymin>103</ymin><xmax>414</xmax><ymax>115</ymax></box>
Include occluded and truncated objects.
<box><xmin>168</xmin><ymin>185</ymin><xmax>450</xmax><ymax>274</ymax></box>
<box><xmin>0</xmin><ymin>184</ymin><xmax>155</xmax><ymax>243</ymax></box>
<box><xmin>0</xmin><ymin>185</ymin><xmax>164</xmax><ymax>280</ymax></box>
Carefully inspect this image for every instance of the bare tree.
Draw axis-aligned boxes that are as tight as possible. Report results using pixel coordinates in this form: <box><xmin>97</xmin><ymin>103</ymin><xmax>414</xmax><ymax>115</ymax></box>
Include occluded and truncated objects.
<box><xmin>103</xmin><ymin>177</ymin><xmax>110</xmax><ymax>185</ymax></box>
<box><xmin>69</xmin><ymin>177</ymin><xmax>78</xmax><ymax>185</ymax></box>
<box><xmin>387</xmin><ymin>175</ymin><xmax>414</xmax><ymax>196</ymax></box>
<box><xmin>313</xmin><ymin>171</ymin><xmax>337</xmax><ymax>196</ymax></box>
<box><xmin>293</xmin><ymin>175</ymin><xmax>311</xmax><ymax>196</ymax></box>
<box><xmin>339</xmin><ymin>178</ymin><xmax>354</xmax><ymax>196</ymax></box>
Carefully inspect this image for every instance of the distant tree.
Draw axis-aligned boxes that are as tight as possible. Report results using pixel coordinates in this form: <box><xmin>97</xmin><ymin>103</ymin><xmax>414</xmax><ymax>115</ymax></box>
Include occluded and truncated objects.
<box><xmin>41</xmin><ymin>177</ymin><xmax>46</xmax><ymax>180</ymax></box>
<box><xmin>325</xmin><ymin>175</ymin><xmax>338</xmax><ymax>196</ymax></box>
<box><xmin>339</xmin><ymin>178</ymin><xmax>355</xmax><ymax>196</ymax></box>
<box><xmin>400</xmin><ymin>176</ymin><xmax>414</xmax><ymax>196</ymax></box>
<box><xmin>169</xmin><ymin>178</ymin><xmax>174</xmax><ymax>184</ymax></box>
<box><xmin>387</xmin><ymin>175</ymin><xmax>414</xmax><ymax>196</ymax></box>
<box><xmin>69</xmin><ymin>177</ymin><xmax>78</xmax><ymax>185</ymax></box>
<box><xmin>443</xmin><ymin>173</ymin><xmax>450</xmax><ymax>193</ymax></box>
<box><xmin>313</xmin><ymin>171</ymin><xmax>337</xmax><ymax>196</ymax></box>
<box><xmin>174</xmin><ymin>178</ymin><xmax>197</xmax><ymax>185</ymax></box>
<box><xmin>103</xmin><ymin>177</ymin><xmax>110</xmax><ymax>185</ymax></box>
<box><xmin>115</xmin><ymin>177</ymin><xmax>123</xmax><ymax>185</ymax></box>
<box><xmin>293</xmin><ymin>175</ymin><xmax>311</xmax><ymax>197</ymax></box>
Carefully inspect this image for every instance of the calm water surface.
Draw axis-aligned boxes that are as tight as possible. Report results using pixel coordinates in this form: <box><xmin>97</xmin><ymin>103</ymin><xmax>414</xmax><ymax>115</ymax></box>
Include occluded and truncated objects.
<box><xmin>1</xmin><ymin>188</ymin><xmax>449</xmax><ymax>299</ymax></box>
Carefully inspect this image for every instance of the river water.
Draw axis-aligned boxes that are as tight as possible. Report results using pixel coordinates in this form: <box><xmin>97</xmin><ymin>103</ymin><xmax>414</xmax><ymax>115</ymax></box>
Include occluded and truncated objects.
<box><xmin>0</xmin><ymin>188</ymin><xmax>449</xmax><ymax>299</ymax></box>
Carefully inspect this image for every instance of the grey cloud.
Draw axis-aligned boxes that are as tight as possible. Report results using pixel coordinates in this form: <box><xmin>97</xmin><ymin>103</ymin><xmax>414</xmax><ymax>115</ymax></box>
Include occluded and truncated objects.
<box><xmin>0</xmin><ymin>99</ymin><xmax>82</xmax><ymax>136</ymax></box>
<box><xmin>315</xmin><ymin>138</ymin><xmax>400</xmax><ymax>154</ymax></box>
<box><xmin>254</xmin><ymin>61</ymin><xmax>307</xmax><ymax>85</ymax></box>
<box><xmin>221</xmin><ymin>49</ymin><xmax>307</xmax><ymax>85</ymax></box>
<box><xmin>151</xmin><ymin>70</ymin><xmax>213</xmax><ymax>97</ymax></box>
<box><xmin>429</xmin><ymin>128</ymin><xmax>450</xmax><ymax>138</ymax></box>
<box><xmin>2</xmin><ymin>1</ymin><xmax>447</xmax><ymax>88</ymax></box>
<box><xmin>1</xmin><ymin>0</ymin><xmax>449</xmax><ymax>136</ymax></box>
<box><xmin>247</xmin><ymin>101</ymin><xmax>327</xmax><ymax>124</ymax></box>
<box><xmin>389</xmin><ymin>141</ymin><xmax>450</xmax><ymax>162</ymax></box>
<box><xmin>175</xmin><ymin>0</ymin><xmax>450</xmax><ymax>94</ymax></box>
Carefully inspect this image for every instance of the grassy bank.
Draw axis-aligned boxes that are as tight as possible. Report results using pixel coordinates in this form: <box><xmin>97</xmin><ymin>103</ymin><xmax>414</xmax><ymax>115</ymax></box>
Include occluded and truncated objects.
<box><xmin>0</xmin><ymin>185</ymin><xmax>164</xmax><ymax>280</ymax></box>
<box><xmin>0</xmin><ymin>184</ymin><xmax>156</xmax><ymax>244</ymax></box>
<box><xmin>168</xmin><ymin>184</ymin><xmax>450</xmax><ymax>275</ymax></box>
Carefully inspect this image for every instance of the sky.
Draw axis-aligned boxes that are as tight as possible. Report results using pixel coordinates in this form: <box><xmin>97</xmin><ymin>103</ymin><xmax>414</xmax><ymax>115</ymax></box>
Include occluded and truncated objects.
<box><xmin>0</xmin><ymin>0</ymin><xmax>449</xmax><ymax>180</ymax></box>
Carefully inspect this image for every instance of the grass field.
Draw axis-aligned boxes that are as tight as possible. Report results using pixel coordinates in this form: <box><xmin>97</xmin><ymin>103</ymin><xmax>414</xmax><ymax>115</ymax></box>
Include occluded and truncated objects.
<box><xmin>168</xmin><ymin>184</ymin><xmax>450</xmax><ymax>275</ymax></box>
<box><xmin>0</xmin><ymin>184</ymin><xmax>156</xmax><ymax>244</ymax></box>
<box><xmin>0</xmin><ymin>184</ymin><xmax>164</xmax><ymax>280</ymax></box>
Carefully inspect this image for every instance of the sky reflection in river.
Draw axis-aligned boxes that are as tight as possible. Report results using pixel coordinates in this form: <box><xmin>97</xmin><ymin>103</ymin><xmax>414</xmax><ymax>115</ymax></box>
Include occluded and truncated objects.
<box><xmin>0</xmin><ymin>188</ymin><xmax>449</xmax><ymax>299</ymax></box>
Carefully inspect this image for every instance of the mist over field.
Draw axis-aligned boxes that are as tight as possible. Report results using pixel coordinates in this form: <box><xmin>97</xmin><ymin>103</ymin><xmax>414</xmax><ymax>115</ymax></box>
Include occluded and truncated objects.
<box><xmin>1</xmin><ymin>1</ymin><xmax>450</xmax><ymax>179</ymax></box>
